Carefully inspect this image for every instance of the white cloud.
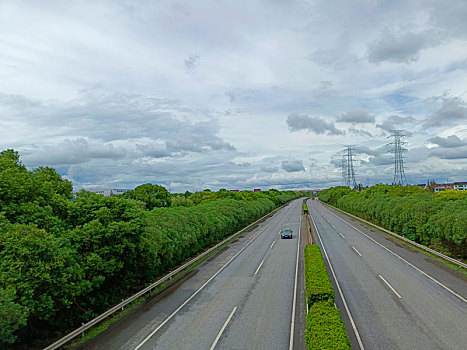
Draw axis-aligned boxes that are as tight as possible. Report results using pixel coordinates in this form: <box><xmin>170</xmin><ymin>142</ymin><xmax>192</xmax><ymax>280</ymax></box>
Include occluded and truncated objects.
<box><xmin>1</xmin><ymin>0</ymin><xmax>466</xmax><ymax>190</ymax></box>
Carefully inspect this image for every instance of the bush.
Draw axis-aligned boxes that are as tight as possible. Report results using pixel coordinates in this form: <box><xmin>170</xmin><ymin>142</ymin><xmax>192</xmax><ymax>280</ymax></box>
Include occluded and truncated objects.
<box><xmin>304</xmin><ymin>245</ymin><xmax>334</xmax><ymax>306</ymax></box>
<box><xmin>305</xmin><ymin>301</ymin><xmax>351</xmax><ymax>350</ymax></box>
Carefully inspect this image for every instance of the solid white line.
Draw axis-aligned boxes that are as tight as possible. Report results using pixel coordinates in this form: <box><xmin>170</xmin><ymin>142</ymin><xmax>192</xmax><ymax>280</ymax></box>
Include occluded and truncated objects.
<box><xmin>254</xmin><ymin>259</ymin><xmax>265</xmax><ymax>275</ymax></box>
<box><xmin>321</xmin><ymin>206</ymin><xmax>467</xmax><ymax>304</ymax></box>
<box><xmin>310</xmin><ymin>213</ymin><xmax>365</xmax><ymax>350</ymax></box>
<box><xmin>209</xmin><ymin>306</ymin><xmax>237</xmax><ymax>350</ymax></box>
<box><xmin>352</xmin><ymin>246</ymin><xmax>362</xmax><ymax>257</ymax></box>
<box><xmin>289</xmin><ymin>210</ymin><xmax>301</xmax><ymax>350</ymax></box>
<box><xmin>270</xmin><ymin>241</ymin><xmax>275</xmax><ymax>249</ymax></box>
<box><xmin>339</xmin><ymin>233</ymin><xmax>346</xmax><ymax>239</ymax></box>
<box><xmin>134</xmin><ymin>222</ymin><xmax>272</xmax><ymax>350</ymax></box>
<box><xmin>379</xmin><ymin>275</ymin><xmax>402</xmax><ymax>299</ymax></box>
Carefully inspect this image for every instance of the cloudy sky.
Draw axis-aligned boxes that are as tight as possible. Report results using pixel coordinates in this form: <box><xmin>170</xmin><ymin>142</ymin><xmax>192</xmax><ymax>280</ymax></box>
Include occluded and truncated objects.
<box><xmin>1</xmin><ymin>0</ymin><xmax>467</xmax><ymax>192</ymax></box>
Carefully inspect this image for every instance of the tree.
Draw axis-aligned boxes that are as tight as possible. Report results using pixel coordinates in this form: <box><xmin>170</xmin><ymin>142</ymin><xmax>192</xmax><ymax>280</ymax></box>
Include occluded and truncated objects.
<box><xmin>123</xmin><ymin>183</ymin><xmax>170</xmax><ymax>210</ymax></box>
<box><xmin>0</xmin><ymin>287</ymin><xmax>28</xmax><ymax>344</ymax></box>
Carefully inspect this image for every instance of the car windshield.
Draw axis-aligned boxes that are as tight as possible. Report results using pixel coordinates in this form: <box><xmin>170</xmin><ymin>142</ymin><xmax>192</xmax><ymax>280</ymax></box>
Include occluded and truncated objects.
<box><xmin>282</xmin><ymin>228</ymin><xmax>291</xmax><ymax>233</ymax></box>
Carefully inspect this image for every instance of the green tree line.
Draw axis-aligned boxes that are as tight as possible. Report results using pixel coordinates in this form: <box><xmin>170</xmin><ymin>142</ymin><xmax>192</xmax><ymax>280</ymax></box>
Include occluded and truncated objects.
<box><xmin>0</xmin><ymin>149</ymin><xmax>298</xmax><ymax>347</ymax></box>
<box><xmin>318</xmin><ymin>185</ymin><xmax>467</xmax><ymax>259</ymax></box>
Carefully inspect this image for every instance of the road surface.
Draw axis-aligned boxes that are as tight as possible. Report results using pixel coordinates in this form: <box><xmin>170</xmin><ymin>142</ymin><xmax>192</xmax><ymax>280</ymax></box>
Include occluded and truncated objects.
<box><xmin>80</xmin><ymin>199</ymin><xmax>306</xmax><ymax>350</ymax></box>
<box><xmin>309</xmin><ymin>199</ymin><xmax>467</xmax><ymax>350</ymax></box>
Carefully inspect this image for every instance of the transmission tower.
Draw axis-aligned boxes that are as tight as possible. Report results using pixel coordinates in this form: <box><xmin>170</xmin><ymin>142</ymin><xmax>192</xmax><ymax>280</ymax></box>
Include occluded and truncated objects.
<box><xmin>388</xmin><ymin>130</ymin><xmax>407</xmax><ymax>186</ymax></box>
<box><xmin>342</xmin><ymin>146</ymin><xmax>357</xmax><ymax>188</ymax></box>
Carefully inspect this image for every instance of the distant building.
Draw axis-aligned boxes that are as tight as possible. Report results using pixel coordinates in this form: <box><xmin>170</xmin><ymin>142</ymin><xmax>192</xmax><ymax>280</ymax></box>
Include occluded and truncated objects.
<box><xmin>88</xmin><ymin>189</ymin><xmax>131</xmax><ymax>197</ymax></box>
<box><xmin>434</xmin><ymin>183</ymin><xmax>454</xmax><ymax>193</ymax></box>
<box><xmin>254</xmin><ymin>188</ymin><xmax>261</xmax><ymax>192</ymax></box>
<box><xmin>229</xmin><ymin>189</ymin><xmax>239</xmax><ymax>192</ymax></box>
<box><xmin>415</xmin><ymin>182</ymin><xmax>466</xmax><ymax>193</ymax></box>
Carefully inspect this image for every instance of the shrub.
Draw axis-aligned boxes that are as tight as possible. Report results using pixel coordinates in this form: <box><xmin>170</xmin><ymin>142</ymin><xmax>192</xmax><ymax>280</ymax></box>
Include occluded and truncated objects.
<box><xmin>305</xmin><ymin>301</ymin><xmax>351</xmax><ymax>350</ymax></box>
<box><xmin>304</xmin><ymin>245</ymin><xmax>334</xmax><ymax>306</ymax></box>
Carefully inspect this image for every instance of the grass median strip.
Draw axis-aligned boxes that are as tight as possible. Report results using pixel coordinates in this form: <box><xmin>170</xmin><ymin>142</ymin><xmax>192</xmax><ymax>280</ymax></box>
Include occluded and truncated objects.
<box><xmin>304</xmin><ymin>244</ymin><xmax>351</xmax><ymax>350</ymax></box>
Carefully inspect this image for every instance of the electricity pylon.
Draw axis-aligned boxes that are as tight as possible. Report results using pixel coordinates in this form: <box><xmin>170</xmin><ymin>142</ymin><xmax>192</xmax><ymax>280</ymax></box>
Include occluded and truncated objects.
<box><xmin>388</xmin><ymin>130</ymin><xmax>407</xmax><ymax>186</ymax></box>
<box><xmin>342</xmin><ymin>146</ymin><xmax>357</xmax><ymax>188</ymax></box>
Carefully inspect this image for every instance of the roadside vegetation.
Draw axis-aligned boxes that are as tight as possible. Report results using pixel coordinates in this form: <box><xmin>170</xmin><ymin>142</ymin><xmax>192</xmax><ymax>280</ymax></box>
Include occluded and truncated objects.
<box><xmin>304</xmin><ymin>245</ymin><xmax>351</xmax><ymax>349</ymax></box>
<box><xmin>318</xmin><ymin>185</ymin><xmax>467</xmax><ymax>259</ymax></box>
<box><xmin>0</xmin><ymin>149</ymin><xmax>299</xmax><ymax>348</ymax></box>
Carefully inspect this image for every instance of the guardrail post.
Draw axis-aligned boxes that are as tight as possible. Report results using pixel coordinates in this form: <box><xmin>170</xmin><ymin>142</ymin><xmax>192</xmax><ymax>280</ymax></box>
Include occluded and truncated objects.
<box><xmin>81</xmin><ymin>323</ymin><xmax>85</xmax><ymax>338</ymax></box>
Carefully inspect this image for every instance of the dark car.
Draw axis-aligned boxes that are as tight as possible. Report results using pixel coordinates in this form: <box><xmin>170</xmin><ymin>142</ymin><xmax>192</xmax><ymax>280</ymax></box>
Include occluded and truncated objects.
<box><xmin>280</xmin><ymin>227</ymin><xmax>293</xmax><ymax>239</ymax></box>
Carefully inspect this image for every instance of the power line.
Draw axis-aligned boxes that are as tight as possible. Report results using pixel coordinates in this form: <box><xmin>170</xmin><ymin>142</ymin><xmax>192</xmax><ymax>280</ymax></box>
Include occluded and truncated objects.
<box><xmin>388</xmin><ymin>130</ymin><xmax>407</xmax><ymax>186</ymax></box>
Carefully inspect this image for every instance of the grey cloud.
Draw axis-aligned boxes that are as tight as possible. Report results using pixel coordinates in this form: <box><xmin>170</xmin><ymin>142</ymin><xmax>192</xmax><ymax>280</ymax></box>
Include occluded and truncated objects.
<box><xmin>136</xmin><ymin>142</ymin><xmax>171</xmax><ymax>158</ymax></box>
<box><xmin>310</xmin><ymin>48</ymin><xmax>361</xmax><ymax>70</ymax></box>
<box><xmin>348</xmin><ymin>128</ymin><xmax>373</xmax><ymax>137</ymax></box>
<box><xmin>376</xmin><ymin>115</ymin><xmax>416</xmax><ymax>131</ymax></box>
<box><xmin>184</xmin><ymin>54</ymin><xmax>200</xmax><ymax>74</ymax></box>
<box><xmin>368</xmin><ymin>154</ymin><xmax>394</xmax><ymax>166</ymax></box>
<box><xmin>166</xmin><ymin>131</ymin><xmax>236</xmax><ymax>154</ymax></box>
<box><xmin>282</xmin><ymin>160</ymin><xmax>305</xmax><ymax>172</ymax></box>
<box><xmin>337</xmin><ymin>110</ymin><xmax>375</xmax><ymax>124</ymax></box>
<box><xmin>424</xmin><ymin>97</ymin><xmax>467</xmax><ymax>128</ymax></box>
<box><xmin>225</xmin><ymin>92</ymin><xmax>236</xmax><ymax>103</ymax></box>
<box><xmin>354</xmin><ymin>145</ymin><xmax>382</xmax><ymax>157</ymax></box>
<box><xmin>429</xmin><ymin>135</ymin><xmax>466</xmax><ymax>148</ymax></box>
<box><xmin>430</xmin><ymin>146</ymin><xmax>467</xmax><ymax>159</ymax></box>
<box><xmin>4</xmin><ymin>90</ymin><xmax>236</xmax><ymax>155</ymax></box>
<box><xmin>312</xmin><ymin>81</ymin><xmax>337</xmax><ymax>98</ymax></box>
<box><xmin>23</xmin><ymin>138</ymin><xmax>126</xmax><ymax>167</ymax></box>
<box><xmin>0</xmin><ymin>93</ymin><xmax>43</xmax><ymax>111</ymax></box>
<box><xmin>368</xmin><ymin>28</ymin><xmax>439</xmax><ymax>64</ymax></box>
<box><xmin>287</xmin><ymin>113</ymin><xmax>344</xmax><ymax>135</ymax></box>
<box><xmin>260</xmin><ymin>166</ymin><xmax>280</xmax><ymax>173</ymax></box>
<box><xmin>428</xmin><ymin>0</ymin><xmax>467</xmax><ymax>38</ymax></box>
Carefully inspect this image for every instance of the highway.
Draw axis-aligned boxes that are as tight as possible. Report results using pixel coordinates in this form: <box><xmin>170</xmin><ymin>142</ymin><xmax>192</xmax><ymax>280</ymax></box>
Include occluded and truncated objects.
<box><xmin>309</xmin><ymin>199</ymin><xmax>467</xmax><ymax>350</ymax></box>
<box><xmin>80</xmin><ymin>199</ymin><xmax>306</xmax><ymax>350</ymax></box>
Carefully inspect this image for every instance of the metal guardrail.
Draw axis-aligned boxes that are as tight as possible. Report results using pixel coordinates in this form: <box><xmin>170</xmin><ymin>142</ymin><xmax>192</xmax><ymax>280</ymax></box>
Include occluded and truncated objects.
<box><xmin>44</xmin><ymin>205</ymin><xmax>284</xmax><ymax>350</ymax></box>
<box><xmin>321</xmin><ymin>202</ymin><xmax>467</xmax><ymax>269</ymax></box>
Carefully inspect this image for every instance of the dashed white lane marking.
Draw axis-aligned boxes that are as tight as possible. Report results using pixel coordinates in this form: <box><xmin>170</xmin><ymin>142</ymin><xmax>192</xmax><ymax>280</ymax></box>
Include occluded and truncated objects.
<box><xmin>352</xmin><ymin>246</ymin><xmax>362</xmax><ymax>256</ymax></box>
<box><xmin>254</xmin><ymin>258</ymin><xmax>265</xmax><ymax>275</ymax></box>
<box><xmin>209</xmin><ymin>306</ymin><xmax>237</xmax><ymax>350</ymax></box>
<box><xmin>339</xmin><ymin>233</ymin><xmax>346</xmax><ymax>239</ymax></box>
<box><xmin>379</xmin><ymin>275</ymin><xmax>402</xmax><ymax>299</ymax></box>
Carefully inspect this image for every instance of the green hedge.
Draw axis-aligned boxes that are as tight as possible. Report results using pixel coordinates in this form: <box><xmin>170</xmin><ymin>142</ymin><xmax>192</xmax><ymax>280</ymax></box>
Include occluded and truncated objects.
<box><xmin>305</xmin><ymin>301</ymin><xmax>351</xmax><ymax>350</ymax></box>
<box><xmin>304</xmin><ymin>245</ymin><xmax>334</xmax><ymax>305</ymax></box>
<box><xmin>304</xmin><ymin>244</ymin><xmax>351</xmax><ymax>349</ymax></box>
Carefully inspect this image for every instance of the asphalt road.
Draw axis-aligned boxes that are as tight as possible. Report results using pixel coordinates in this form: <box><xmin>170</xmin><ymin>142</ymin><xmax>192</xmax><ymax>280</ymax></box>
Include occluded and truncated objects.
<box><xmin>80</xmin><ymin>199</ymin><xmax>306</xmax><ymax>350</ymax></box>
<box><xmin>309</xmin><ymin>199</ymin><xmax>467</xmax><ymax>350</ymax></box>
